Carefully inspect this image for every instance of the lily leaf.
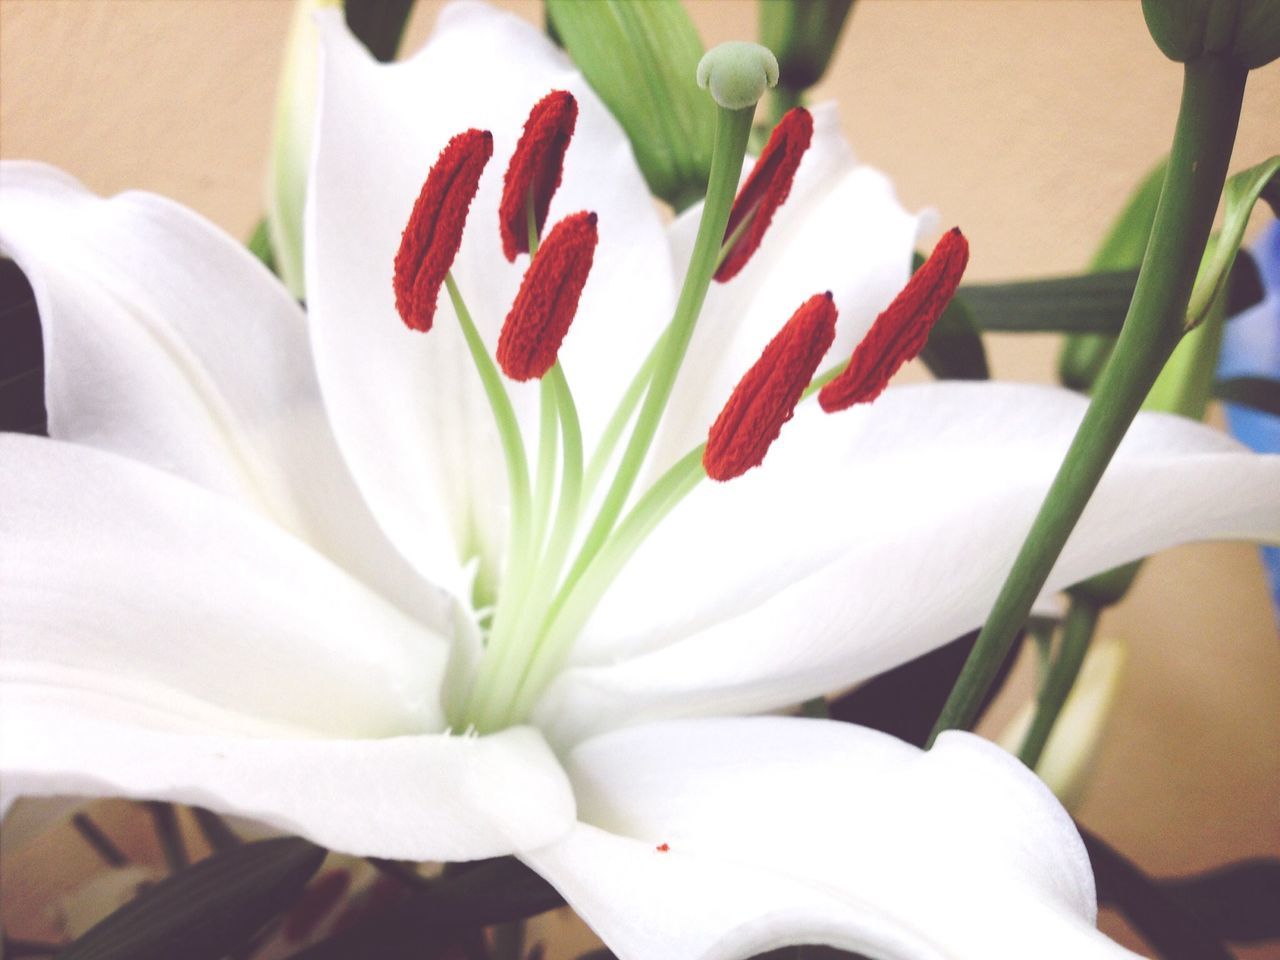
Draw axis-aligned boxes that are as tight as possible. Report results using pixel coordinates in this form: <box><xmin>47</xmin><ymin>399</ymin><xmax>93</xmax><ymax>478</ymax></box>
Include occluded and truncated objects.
<box><xmin>546</xmin><ymin>0</ymin><xmax>714</xmax><ymax>211</ymax></box>
<box><xmin>289</xmin><ymin>856</ymin><xmax>564</xmax><ymax>959</ymax></box>
<box><xmin>1185</xmin><ymin>154</ymin><xmax>1280</xmax><ymax>328</ymax></box>
<box><xmin>1214</xmin><ymin>376</ymin><xmax>1280</xmax><ymax>415</ymax></box>
<box><xmin>959</xmin><ymin>269</ymin><xmax>1138</xmax><ymax>335</ymax></box>
<box><xmin>57</xmin><ymin>837</ymin><xmax>326</xmax><ymax>960</ymax></box>
<box><xmin>1059</xmin><ymin>158</ymin><xmax>1167</xmax><ymax>389</ymax></box>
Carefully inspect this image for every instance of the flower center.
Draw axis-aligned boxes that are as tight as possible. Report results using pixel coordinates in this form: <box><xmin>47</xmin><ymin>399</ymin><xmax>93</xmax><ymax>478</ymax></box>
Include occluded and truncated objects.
<box><xmin>390</xmin><ymin>65</ymin><xmax>968</xmax><ymax>734</ymax></box>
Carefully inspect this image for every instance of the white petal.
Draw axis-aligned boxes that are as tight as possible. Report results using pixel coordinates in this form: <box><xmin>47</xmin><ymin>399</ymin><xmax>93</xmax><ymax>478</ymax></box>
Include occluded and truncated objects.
<box><xmin>306</xmin><ymin>4</ymin><xmax>674</xmax><ymax>594</ymax></box>
<box><xmin>545</xmin><ymin>383</ymin><xmax>1280</xmax><ymax>742</ymax></box>
<box><xmin>524</xmin><ymin>717</ymin><xmax>1137</xmax><ymax>959</ymax></box>
<box><xmin>0</xmin><ymin>161</ymin><xmax>443</xmax><ymax>626</ymax></box>
<box><xmin>650</xmin><ymin>104</ymin><xmax>929</xmax><ymax>471</ymax></box>
<box><xmin>1</xmin><ymin>434</ymin><xmax>445</xmax><ymax>737</ymax></box>
<box><xmin>1</xmin><ymin>687</ymin><xmax>574</xmax><ymax>861</ymax></box>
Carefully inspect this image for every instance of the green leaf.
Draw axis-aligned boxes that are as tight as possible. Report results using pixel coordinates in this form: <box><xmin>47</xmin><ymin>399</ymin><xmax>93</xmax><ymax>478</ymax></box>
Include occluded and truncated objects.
<box><xmin>1215</xmin><ymin>376</ymin><xmax>1280</xmax><ymax>415</ymax></box>
<box><xmin>1185</xmin><ymin>154</ymin><xmax>1280</xmax><ymax>327</ymax></box>
<box><xmin>959</xmin><ymin>270</ymin><xmax>1138</xmax><ymax>335</ymax></box>
<box><xmin>57</xmin><ymin>837</ymin><xmax>326</xmax><ymax>960</ymax></box>
<box><xmin>547</xmin><ymin>0</ymin><xmax>714</xmax><ymax>210</ymax></box>
<box><xmin>289</xmin><ymin>856</ymin><xmax>563</xmax><ymax>959</ymax></box>
<box><xmin>1059</xmin><ymin>158</ymin><xmax>1167</xmax><ymax>390</ymax></box>
<box><xmin>1141</xmin><ymin>0</ymin><xmax>1280</xmax><ymax>69</ymax></box>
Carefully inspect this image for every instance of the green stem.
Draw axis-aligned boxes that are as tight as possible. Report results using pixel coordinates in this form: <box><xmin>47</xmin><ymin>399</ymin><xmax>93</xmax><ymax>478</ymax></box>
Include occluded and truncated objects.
<box><xmin>1018</xmin><ymin>597</ymin><xmax>1101</xmax><ymax>768</ymax></box>
<box><xmin>558</xmin><ymin>104</ymin><xmax>754</xmax><ymax>602</ymax></box>
<box><xmin>928</xmin><ymin>55</ymin><xmax>1247</xmax><ymax>744</ymax></box>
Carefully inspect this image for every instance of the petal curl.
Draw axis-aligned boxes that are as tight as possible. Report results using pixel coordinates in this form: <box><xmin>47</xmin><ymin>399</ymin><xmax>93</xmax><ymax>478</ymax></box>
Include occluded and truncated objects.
<box><xmin>1</xmin><ymin>434</ymin><xmax>444</xmax><ymax>737</ymax></box>
<box><xmin>306</xmin><ymin>3</ymin><xmax>674</xmax><ymax>595</ymax></box>
<box><xmin>0</xmin><ymin>161</ymin><xmax>442</xmax><ymax>625</ymax></box>
<box><xmin>524</xmin><ymin>717</ymin><xmax>1138</xmax><ymax>959</ymax></box>
<box><xmin>1</xmin><ymin>687</ymin><xmax>574</xmax><ymax>862</ymax></box>
<box><xmin>544</xmin><ymin>384</ymin><xmax>1280</xmax><ymax>741</ymax></box>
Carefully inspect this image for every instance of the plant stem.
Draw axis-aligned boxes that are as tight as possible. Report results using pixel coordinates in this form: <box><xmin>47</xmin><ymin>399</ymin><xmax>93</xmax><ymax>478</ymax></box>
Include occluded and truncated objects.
<box><xmin>928</xmin><ymin>54</ymin><xmax>1247</xmax><ymax>744</ymax></box>
<box><xmin>1018</xmin><ymin>597</ymin><xmax>1100</xmax><ymax>768</ymax></box>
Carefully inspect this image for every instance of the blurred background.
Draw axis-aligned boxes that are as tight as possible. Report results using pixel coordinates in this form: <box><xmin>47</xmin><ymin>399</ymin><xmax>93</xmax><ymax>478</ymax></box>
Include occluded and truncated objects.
<box><xmin>1</xmin><ymin>1</ymin><xmax>1277</xmax><ymax>957</ymax></box>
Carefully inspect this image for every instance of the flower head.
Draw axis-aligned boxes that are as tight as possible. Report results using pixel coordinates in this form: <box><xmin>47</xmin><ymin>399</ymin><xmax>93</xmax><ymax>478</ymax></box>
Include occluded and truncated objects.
<box><xmin>2</xmin><ymin>3</ymin><xmax>1278</xmax><ymax>957</ymax></box>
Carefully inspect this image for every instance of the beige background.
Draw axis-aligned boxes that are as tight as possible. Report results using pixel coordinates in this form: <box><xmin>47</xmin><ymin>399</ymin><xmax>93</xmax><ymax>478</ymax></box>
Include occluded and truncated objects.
<box><xmin>1</xmin><ymin>1</ymin><xmax>1278</xmax><ymax>957</ymax></box>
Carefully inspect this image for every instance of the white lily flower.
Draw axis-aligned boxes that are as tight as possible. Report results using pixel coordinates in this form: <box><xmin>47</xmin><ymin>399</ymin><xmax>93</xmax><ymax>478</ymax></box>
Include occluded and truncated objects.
<box><xmin>2</xmin><ymin>3</ymin><xmax>1277</xmax><ymax>957</ymax></box>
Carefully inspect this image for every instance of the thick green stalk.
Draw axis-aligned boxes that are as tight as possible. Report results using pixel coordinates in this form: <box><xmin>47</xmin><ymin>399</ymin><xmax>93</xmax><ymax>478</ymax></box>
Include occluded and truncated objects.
<box><xmin>1018</xmin><ymin>597</ymin><xmax>1101</xmax><ymax>768</ymax></box>
<box><xmin>928</xmin><ymin>55</ymin><xmax>1247</xmax><ymax>743</ymax></box>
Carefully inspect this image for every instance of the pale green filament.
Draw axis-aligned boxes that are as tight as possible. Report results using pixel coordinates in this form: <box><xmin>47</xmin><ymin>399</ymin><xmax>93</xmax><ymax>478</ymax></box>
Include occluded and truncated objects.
<box><xmin>460</xmin><ymin>79</ymin><xmax>768</xmax><ymax>731</ymax></box>
<box><xmin>553</xmin><ymin>103</ymin><xmax>755</xmax><ymax>618</ymax></box>
<box><xmin>443</xmin><ymin>273</ymin><xmax>534</xmax><ymax>727</ymax></box>
<box><xmin>504</xmin><ymin>446</ymin><xmax>708</xmax><ymax>726</ymax></box>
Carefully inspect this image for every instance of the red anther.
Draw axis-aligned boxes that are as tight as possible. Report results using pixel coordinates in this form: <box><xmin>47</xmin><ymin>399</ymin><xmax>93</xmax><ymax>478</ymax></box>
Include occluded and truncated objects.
<box><xmin>499</xmin><ymin>90</ymin><xmax>578</xmax><ymax>262</ymax></box>
<box><xmin>656</xmin><ymin>842</ymin><xmax>671</xmax><ymax>853</ymax></box>
<box><xmin>818</xmin><ymin>228</ymin><xmax>969</xmax><ymax>412</ymax></box>
<box><xmin>393</xmin><ymin>128</ymin><xmax>493</xmax><ymax>332</ymax></box>
<box><xmin>497</xmin><ymin>211</ymin><xmax>599</xmax><ymax>381</ymax></box>
<box><xmin>283</xmin><ymin>869</ymin><xmax>352</xmax><ymax>943</ymax></box>
<box><xmin>715</xmin><ymin>107</ymin><xmax>813</xmax><ymax>283</ymax></box>
<box><xmin>703</xmin><ymin>292</ymin><xmax>838</xmax><ymax>482</ymax></box>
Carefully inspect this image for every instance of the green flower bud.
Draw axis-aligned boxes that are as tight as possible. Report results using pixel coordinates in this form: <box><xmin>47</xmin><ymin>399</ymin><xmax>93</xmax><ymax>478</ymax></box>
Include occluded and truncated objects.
<box><xmin>1141</xmin><ymin>0</ymin><xmax>1280</xmax><ymax>69</ymax></box>
<box><xmin>759</xmin><ymin>0</ymin><xmax>855</xmax><ymax>91</ymax></box>
<box><xmin>697</xmin><ymin>41</ymin><xmax>779</xmax><ymax>111</ymax></box>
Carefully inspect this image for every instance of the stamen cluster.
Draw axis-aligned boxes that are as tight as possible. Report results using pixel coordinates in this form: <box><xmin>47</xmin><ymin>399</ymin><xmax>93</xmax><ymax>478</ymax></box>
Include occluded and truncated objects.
<box><xmin>389</xmin><ymin>85</ymin><xmax>969</xmax><ymax>731</ymax></box>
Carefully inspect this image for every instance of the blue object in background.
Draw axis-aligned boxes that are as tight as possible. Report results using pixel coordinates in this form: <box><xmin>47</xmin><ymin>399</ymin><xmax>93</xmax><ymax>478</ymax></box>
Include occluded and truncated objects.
<box><xmin>1218</xmin><ymin>219</ymin><xmax>1280</xmax><ymax>621</ymax></box>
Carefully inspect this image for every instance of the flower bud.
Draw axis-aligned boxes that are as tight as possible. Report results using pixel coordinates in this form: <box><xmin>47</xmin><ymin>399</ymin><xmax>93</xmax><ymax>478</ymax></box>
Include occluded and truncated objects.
<box><xmin>999</xmin><ymin>639</ymin><xmax>1126</xmax><ymax>811</ymax></box>
<box><xmin>1141</xmin><ymin>0</ymin><xmax>1280</xmax><ymax>69</ymax></box>
<box><xmin>759</xmin><ymin>0</ymin><xmax>855</xmax><ymax>92</ymax></box>
<box><xmin>266</xmin><ymin>0</ymin><xmax>342</xmax><ymax>298</ymax></box>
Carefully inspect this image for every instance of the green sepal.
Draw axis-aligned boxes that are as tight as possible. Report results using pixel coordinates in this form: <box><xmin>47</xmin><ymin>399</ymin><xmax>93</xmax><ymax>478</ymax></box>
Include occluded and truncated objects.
<box><xmin>57</xmin><ymin>837</ymin><xmax>326</xmax><ymax>960</ymax></box>
<box><xmin>1059</xmin><ymin>158</ymin><xmax>1167</xmax><ymax>390</ymax></box>
<box><xmin>1142</xmin><ymin>0</ymin><xmax>1280</xmax><ymax>68</ymax></box>
<box><xmin>547</xmin><ymin>0</ymin><xmax>714</xmax><ymax>211</ymax></box>
<box><xmin>759</xmin><ymin>0</ymin><xmax>855</xmax><ymax>91</ymax></box>
<box><xmin>1185</xmin><ymin>154</ymin><xmax>1279</xmax><ymax>328</ymax></box>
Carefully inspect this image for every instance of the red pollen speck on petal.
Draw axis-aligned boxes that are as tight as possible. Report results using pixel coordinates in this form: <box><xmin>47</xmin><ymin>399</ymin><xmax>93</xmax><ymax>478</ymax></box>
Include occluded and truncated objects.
<box><xmin>497</xmin><ymin>211</ymin><xmax>599</xmax><ymax>381</ymax></box>
<box><xmin>818</xmin><ymin>227</ymin><xmax>969</xmax><ymax>412</ymax></box>
<box><xmin>703</xmin><ymin>292</ymin><xmax>838</xmax><ymax>482</ymax></box>
<box><xmin>715</xmin><ymin>107</ymin><xmax>814</xmax><ymax>284</ymax></box>
<box><xmin>656</xmin><ymin>842</ymin><xmax>670</xmax><ymax>852</ymax></box>
<box><xmin>499</xmin><ymin>90</ymin><xmax>578</xmax><ymax>262</ymax></box>
<box><xmin>393</xmin><ymin>128</ymin><xmax>493</xmax><ymax>332</ymax></box>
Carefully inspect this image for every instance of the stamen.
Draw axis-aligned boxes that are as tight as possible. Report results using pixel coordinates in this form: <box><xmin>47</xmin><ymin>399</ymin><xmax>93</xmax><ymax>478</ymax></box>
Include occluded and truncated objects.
<box><xmin>703</xmin><ymin>291</ymin><xmax>837</xmax><ymax>481</ymax></box>
<box><xmin>818</xmin><ymin>227</ymin><xmax>970</xmax><ymax>412</ymax></box>
<box><xmin>393</xmin><ymin>129</ymin><xmax>493</xmax><ymax>332</ymax></box>
<box><xmin>500</xmin><ymin>90</ymin><xmax>578</xmax><ymax>262</ymax></box>
<box><xmin>715</xmin><ymin>107</ymin><xmax>813</xmax><ymax>283</ymax></box>
<box><xmin>497</xmin><ymin>211</ymin><xmax>599</xmax><ymax>381</ymax></box>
